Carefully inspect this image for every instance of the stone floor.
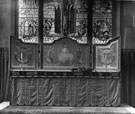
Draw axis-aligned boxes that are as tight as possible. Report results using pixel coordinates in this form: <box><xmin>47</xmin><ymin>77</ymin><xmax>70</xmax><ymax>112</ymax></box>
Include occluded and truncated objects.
<box><xmin>0</xmin><ymin>102</ymin><xmax>135</xmax><ymax>114</ymax></box>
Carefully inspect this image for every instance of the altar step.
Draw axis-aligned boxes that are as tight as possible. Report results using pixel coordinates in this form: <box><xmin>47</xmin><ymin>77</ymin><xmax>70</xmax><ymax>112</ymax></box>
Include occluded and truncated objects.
<box><xmin>0</xmin><ymin>102</ymin><xmax>9</xmax><ymax>110</ymax></box>
<box><xmin>0</xmin><ymin>102</ymin><xmax>135</xmax><ymax>114</ymax></box>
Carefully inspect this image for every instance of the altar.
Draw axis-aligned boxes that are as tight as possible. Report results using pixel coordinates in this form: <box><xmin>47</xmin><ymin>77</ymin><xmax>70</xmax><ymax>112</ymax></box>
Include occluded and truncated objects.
<box><xmin>10</xmin><ymin>71</ymin><xmax>121</xmax><ymax>106</ymax></box>
<box><xmin>10</xmin><ymin>0</ymin><xmax>121</xmax><ymax>107</ymax></box>
<box><xmin>10</xmin><ymin>36</ymin><xmax>121</xmax><ymax>106</ymax></box>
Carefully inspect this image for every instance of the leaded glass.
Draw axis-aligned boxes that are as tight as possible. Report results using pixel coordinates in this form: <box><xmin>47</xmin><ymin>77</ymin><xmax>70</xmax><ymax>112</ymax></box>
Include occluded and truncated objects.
<box><xmin>70</xmin><ymin>0</ymin><xmax>87</xmax><ymax>44</ymax></box>
<box><xmin>18</xmin><ymin>0</ymin><xmax>39</xmax><ymax>43</ymax></box>
<box><xmin>92</xmin><ymin>0</ymin><xmax>112</xmax><ymax>44</ymax></box>
<box><xmin>43</xmin><ymin>0</ymin><xmax>88</xmax><ymax>44</ymax></box>
<box><xmin>43</xmin><ymin>0</ymin><xmax>63</xmax><ymax>43</ymax></box>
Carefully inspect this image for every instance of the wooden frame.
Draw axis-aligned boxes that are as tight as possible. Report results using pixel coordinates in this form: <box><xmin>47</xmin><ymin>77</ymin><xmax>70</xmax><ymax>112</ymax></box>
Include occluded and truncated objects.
<box><xmin>94</xmin><ymin>36</ymin><xmax>120</xmax><ymax>72</ymax></box>
<box><xmin>10</xmin><ymin>36</ymin><xmax>37</xmax><ymax>70</ymax></box>
<box><xmin>43</xmin><ymin>38</ymin><xmax>92</xmax><ymax>71</ymax></box>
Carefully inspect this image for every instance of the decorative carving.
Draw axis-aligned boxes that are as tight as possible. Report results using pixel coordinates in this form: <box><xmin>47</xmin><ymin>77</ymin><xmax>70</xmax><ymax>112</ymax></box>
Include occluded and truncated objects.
<box><xmin>98</xmin><ymin>47</ymin><xmax>115</xmax><ymax>65</ymax></box>
<box><xmin>94</xmin><ymin>37</ymin><xmax>120</xmax><ymax>72</ymax></box>
<box><xmin>10</xmin><ymin>37</ymin><xmax>36</xmax><ymax>69</ymax></box>
<box><xmin>14</xmin><ymin>45</ymin><xmax>32</xmax><ymax>66</ymax></box>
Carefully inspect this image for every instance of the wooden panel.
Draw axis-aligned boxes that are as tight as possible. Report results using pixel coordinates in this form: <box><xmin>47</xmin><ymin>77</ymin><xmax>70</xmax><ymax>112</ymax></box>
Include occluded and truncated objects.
<box><xmin>10</xmin><ymin>37</ymin><xmax>37</xmax><ymax>70</ymax></box>
<box><xmin>43</xmin><ymin>38</ymin><xmax>91</xmax><ymax>70</ymax></box>
<box><xmin>94</xmin><ymin>37</ymin><xmax>120</xmax><ymax>72</ymax></box>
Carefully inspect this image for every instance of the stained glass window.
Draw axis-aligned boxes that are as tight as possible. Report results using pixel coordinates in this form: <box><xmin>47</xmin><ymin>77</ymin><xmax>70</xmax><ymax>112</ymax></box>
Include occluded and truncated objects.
<box><xmin>92</xmin><ymin>0</ymin><xmax>112</xmax><ymax>44</ymax></box>
<box><xmin>43</xmin><ymin>0</ymin><xmax>63</xmax><ymax>43</ymax></box>
<box><xmin>18</xmin><ymin>0</ymin><xmax>88</xmax><ymax>44</ymax></box>
<box><xmin>43</xmin><ymin>0</ymin><xmax>88</xmax><ymax>44</ymax></box>
<box><xmin>18</xmin><ymin>0</ymin><xmax>39</xmax><ymax>43</ymax></box>
<box><xmin>70</xmin><ymin>0</ymin><xmax>88</xmax><ymax>44</ymax></box>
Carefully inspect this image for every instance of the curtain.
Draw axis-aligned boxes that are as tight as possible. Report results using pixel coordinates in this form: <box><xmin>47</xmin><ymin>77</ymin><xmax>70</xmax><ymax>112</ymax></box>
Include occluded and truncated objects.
<box><xmin>0</xmin><ymin>48</ymin><xmax>10</xmax><ymax>103</ymax></box>
<box><xmin>121</xmin><ymin>49</ymin><xmax>135</xmax><ymax>107</ymax></box>
<box><xmin>11</xmin><ymin>78</ymin><xmax>120</xmax><ymax>106</ymax></box>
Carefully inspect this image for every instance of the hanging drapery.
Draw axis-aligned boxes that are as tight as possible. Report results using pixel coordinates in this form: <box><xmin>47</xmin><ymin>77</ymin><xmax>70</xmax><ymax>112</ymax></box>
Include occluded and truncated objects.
<box><xmin>11</xmin><ymin>78</ymin><xmax>120</xmax><ymax>106</ymax></box>
<box><xmin>0</xmin><ymin>48</ymin><xmax>10</xmax><ymax>103</ymax></box>
<box><xmin>121</xmin><ymin>49</ymin><xmax>135</xmax><ymax>107</ymax></box>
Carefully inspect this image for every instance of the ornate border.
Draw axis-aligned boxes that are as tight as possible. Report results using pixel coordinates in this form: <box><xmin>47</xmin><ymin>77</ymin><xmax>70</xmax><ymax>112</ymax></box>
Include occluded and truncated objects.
<box><xmin>10</xmin><ymin>36</ymin><xmax>37</xmax><ymax>70</ymax></box>
<box><xmin>94</xmin><ymin>36</ymin><xmax>120</xmax><ymax>72</ymax></box>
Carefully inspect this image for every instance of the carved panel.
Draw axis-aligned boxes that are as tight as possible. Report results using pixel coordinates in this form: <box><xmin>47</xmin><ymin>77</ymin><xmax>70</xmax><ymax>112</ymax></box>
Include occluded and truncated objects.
<box><xmin>43</xmin><ymin>38</ymin><xmax>91</xmax><ymax>70</ymax></box>
<box><xmin>94</xmin><ymin>37</ymin><xmax>120</xmax><ymax>72</ymax></box>
<box><xmin>10</xmin><ymin>37</ymin><xmax>37</xmax><ymax>69</ymax></box>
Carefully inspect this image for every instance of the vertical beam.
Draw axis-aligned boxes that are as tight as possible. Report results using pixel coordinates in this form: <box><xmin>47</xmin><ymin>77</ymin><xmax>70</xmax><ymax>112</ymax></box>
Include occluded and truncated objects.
<box><xmin>87</xmin><ymin>0</ymin><xmax>92</xmax><ymax>45</ymax></box>
<box><xmin>87</xmin><ymin>0</ymin><xmax>93</xmax><ymax>68</ymax></box>
<box><xmin>120</xmin><ymin>2</ymin><xmax>125</xmax><ymax>49</ymax></box>
<box><xmin>38</xmin><ymin>0</ymin><xmax>43</xmax><ymax>69</ymax></box>
<box><xmin>38</xmin><ymin>0</ymin><xmax>43</xmax><ymax>44</ymax></box>
<box><xmin>63</xmin><ymin>0</ymin><xmax>68</xmax><ymax>36</ymax></box>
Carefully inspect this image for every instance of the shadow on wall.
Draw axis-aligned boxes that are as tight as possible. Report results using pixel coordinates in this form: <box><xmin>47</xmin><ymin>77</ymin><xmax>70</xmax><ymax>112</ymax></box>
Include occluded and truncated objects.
<box><xmin>124</xmin><ymin>27</ymin><xmax>135</xmax><ymax>49</ymax></box>
<box><xmin>0</xmin><ymin>0</ymin><xmax>10</xmax><ymax>47</ymax></box>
